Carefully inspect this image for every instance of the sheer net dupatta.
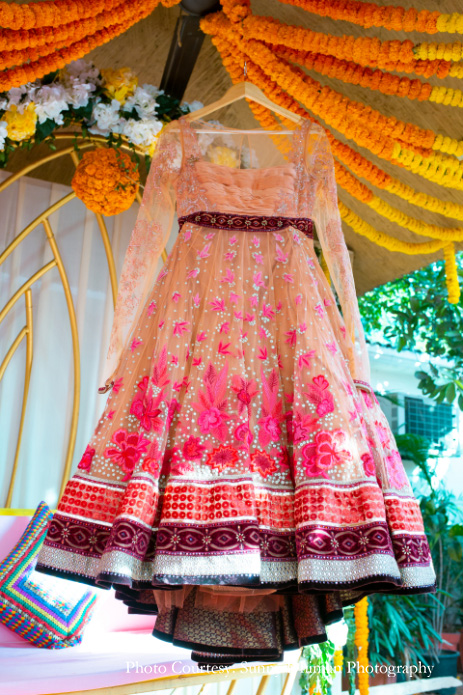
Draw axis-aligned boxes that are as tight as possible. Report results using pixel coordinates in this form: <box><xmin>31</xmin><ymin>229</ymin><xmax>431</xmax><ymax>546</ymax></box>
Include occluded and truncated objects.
<box><xmin>308</xmin><ymin>125</ymin><xmax>370</xmax><ymax>383</ymax></box>
<box><xmin>102</xmin><ymin>124</ymin><xmax>182</xmax><ymax>385</ymax></box>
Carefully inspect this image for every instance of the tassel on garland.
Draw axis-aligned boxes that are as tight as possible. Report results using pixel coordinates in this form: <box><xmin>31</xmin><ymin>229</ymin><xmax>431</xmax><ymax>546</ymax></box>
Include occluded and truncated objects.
<box><xmin>444</xmin><ymin>242</ymin><xmax>461</xmax><ymax>304</ymax></box>
<box><xmin>354</xmin><ymin>598</ymin><xmax>370</xmax><ymax>695</ymax></box>
<box><xmin>334</xmin><ymin>648</ymin><xmax>343</xmax><ymax>672</ymax></box>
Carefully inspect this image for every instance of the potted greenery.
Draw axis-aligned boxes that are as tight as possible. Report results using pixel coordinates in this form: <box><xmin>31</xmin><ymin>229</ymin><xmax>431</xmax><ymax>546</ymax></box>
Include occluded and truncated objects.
<box><xmin>395</xmin><ymin>433</ymin><xmax>463</xmax><ymax>692</ymax></box>
<box><xmin>368</xmin><ymin>593</ymin><xmax>442</xmax><ymax>673</ymax></box>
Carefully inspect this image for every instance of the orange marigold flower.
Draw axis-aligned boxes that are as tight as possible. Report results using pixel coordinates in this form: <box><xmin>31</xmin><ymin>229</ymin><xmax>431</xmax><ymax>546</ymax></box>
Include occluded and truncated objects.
<box><xmin>72</xmin><ymin>148</ymin><xmax>139</xmax><ymax>216</ymax></box>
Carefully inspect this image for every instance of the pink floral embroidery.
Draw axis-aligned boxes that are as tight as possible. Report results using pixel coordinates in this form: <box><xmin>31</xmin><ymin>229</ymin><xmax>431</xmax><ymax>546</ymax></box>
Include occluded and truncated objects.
<box><xmin>165</xmin><ymin>398</ymin><xmax>181</xmax><ymax>429</ymax></box>
<box><xmin>172</xmin><ymin>291</ymin><xmax>181</xmax><ymax>302</ymax></box>
<box><xmin>230</xmin><ymin>292</ymin><xmax>240</xmax><ymax>305</ymax></box>
<box><xmin>131</xmin><ymin>338</ymin><xmax>142</xmax><ymax>351</ymax></box>
<box><xmin>197</xmin><ymin>243</ymin><xmax>211</xmax><ymax>259</ymax></box>
<box><xmin>283</xmin><ymin>273</ymin><xmax>294</xmax><ymax>283</ymax></box>
<box><xmin>210</xmin><ymin>298</ymin><xmax>226</xmax><ymax>312</ymax></box>
<box><xmin>221</xmin><ymin>268</ymin><xmax>235</xmax><ymax>284</ymax></box>
<box><xmin>254</xmin><ymin>253</ymin><xmax>264</xmax><ymax>265</ymax></box>
<box><xmin>301</xmin><ymin>430</ymin><xmax>352</xmax><ymax>478</ymax></box>
<box><xmin>130</xmin><ymin>392</ymin><xmax>164</xmax><ymax>433</ymax></box>
<box><xmin>193</xmin><ymin>293</ymin><xmax>201</xmax><ymax>307</ymax></box>
<box><xmin>361</xmin><ymin>390</ymin><xmax>374</xmax><ymax>409</ymax></box>
<box><xmin>231</xmin><ymin>376</ymin><xmax>258</xmax><ymax>415</ymax></box>
<box><xmin>173</xmin><ymin>321</ymin><xmax>189</xmax><ymax>337</ymax></box>
<box><xmin>183</xmin><ymin>436</ymin><xmax>206</xmax><ymax>461</ymax></box>
<box><xmin>375</xmin><ymin>421</ymin><xmax>391</xmax><ymax>449</ymax></box>
<box><xmin>258</xmin><ymin>347</ymin><xmax>268</xmax><ymax>361</ymax></box>
<box><xmin>315</xmin><ymin>304</ymin><xmax>324</xmax><ymax>318</ymax></box>
<box><xmin>234</xmin><ymin>422</ymin><xmax>253</xmax><ymax>449</ymax></box>
<box><xmin>276</xmin><ymin>447</ymin><xmax>291</xmax><ymax>473</ymax></box>
<box><xmin>250</xmin><ymin>450</ymin><xmax>276</xmax><ymax>478</ymax></box>
<box><xmin>186</xmin><ymin>268</ymin><xmax>200</xmax><ymax>280</ymax></box>
<box><xmin>197</xmin><ymin>332</ymin><xmax>207</xmax><ymax>342</ymax></box>
<box><xmin>220</xmin><ymin>322</ymin><xmax>230</xmax><ymax>333</ymax></box>
<box><xmin>361</xmin><ymin>452</ymin><xmax>376</xmax><ymax>477</ymax></box>
<box><xmin>160</xmin><ymin>447</ymin><xmax>194</xmax><ymax>477</ymax></box>
<box><xmin>285</xmin><ymin>330</ymin><xmax>297</xmax><ymax>347</ymax></box>
<box><xmin>218</xmin><ymin>341</ymin><xmax>232</xmax><ymax>355</ymax></box>
<box><xmin>386</xmin><ymin>450</ymin><xmax>408</xmax><ymax>488</ymax></box>
<box><xmin>206</xmin><ymin>445</ymin><xmax>238</xmax><ymax>472</ymax></box>
<box><xmin>193</xmin><ymin>363</ymin><xmax>231</xmax><ymax>441</ymax></box>
<box><xmin>78</xmin><ymin>445</ymin><xmax>95</xmax><ymax>471</ymax></box>
<box><xmin>252</xmin><ymin>272</ymin><xmax>265</xmax><ymax>288</ymax></box>
<box><xmin>292</xmin><ymin>410</ymin><xmax>320</xmax><ymax>443</ymax></box>
<box><xmin>305</xmin><ymin>375</ymin><xmax>335</xmax><ymax>417</ymax></box>
<box><xmin>298</xmin><ymin>350</ymin><xmax>316</xmax><ymax>370</ymax></box>
<box><xmin>107</xmin><ymin>410</ymin><xmax>115</xmax><ymax>420</ymax></box>
<box><xmin>112</xmin><ymin>378</ymin><xmax>123</xmax><ymax>394</ymax></box>
<box><xmin>105</xmin><ymin>429</ymin><xmax>150</xmax><ymax>481</ymax></box>
<box><xmin>142</xmin><ymin>441</ymin><xmax>160</xmax><ymax>475</ymax></box>
<box><xmin>275</xmin><ymin>244</ymin><xmax>288</xmax><ymax>263</ymax></box>
<box><xmin>326</xmin><ymin>342</ymin><xmax>337</xmax><ymax>355</ymax></box>
<box><xmin>257</xmin><ymin>368</ymin><xmax>284</xmax><ymax>446</ymax></box>
<box><xmin>262</xmin><ymin>303</ymin><xmax>275</xmax><ymax>320</ymax></box>
<box><xmin>250</xmin><ymin>295</ymin><xmax>259</xmax><ymax>308</ymax></box>
<box><xmin>147</xmin><ymin>301</ymin><xmax>157</xmax><ymax>316</ymax></box>
<box><xmin>152</xmin><ymin>347</ymin><xmax>170</xmax><ymax>390</ymax></box>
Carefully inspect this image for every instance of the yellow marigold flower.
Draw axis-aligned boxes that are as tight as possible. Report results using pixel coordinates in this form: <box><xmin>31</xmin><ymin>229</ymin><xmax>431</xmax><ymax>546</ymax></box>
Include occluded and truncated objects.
<box><xmin>72</xmin><ymin>148</ymin><xmax>139</xmax><ymax>216</ymax></box>
<box><xmin>2</xmin><ymin>103</ymin><xmax>37</xmax><ymax>142</ymax></box>
<box><xmin>101</xmin><ymin>67</ymin><xmax>138</xmax><ymax>105</ymax></box>
<box><xmin>208</xmin><ymin>145</ymin><xmax>240</xmax><ymax>168</ymax></box>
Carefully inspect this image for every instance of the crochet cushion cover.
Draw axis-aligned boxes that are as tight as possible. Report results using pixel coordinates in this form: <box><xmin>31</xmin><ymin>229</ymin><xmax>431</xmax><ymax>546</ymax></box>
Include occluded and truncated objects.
<box><xmin>0</xmin><ymin>502</ymin><xmax>96</xmax><ymax>648</ymax></box>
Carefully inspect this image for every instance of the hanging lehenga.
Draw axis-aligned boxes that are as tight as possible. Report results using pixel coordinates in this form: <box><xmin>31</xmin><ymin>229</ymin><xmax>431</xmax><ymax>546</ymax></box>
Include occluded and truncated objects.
<box><xmin>37</xmin><ymin>117</ymin><xmax>435</xmax><ymax>664</ymax></box>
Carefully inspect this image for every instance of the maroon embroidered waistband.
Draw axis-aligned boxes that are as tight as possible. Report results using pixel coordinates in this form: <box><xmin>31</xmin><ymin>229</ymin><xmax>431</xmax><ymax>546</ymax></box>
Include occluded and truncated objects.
<box><xmin>178</xmin><ymin>211</ymin><xmax>314</xmax><ymax>237</ymax></box>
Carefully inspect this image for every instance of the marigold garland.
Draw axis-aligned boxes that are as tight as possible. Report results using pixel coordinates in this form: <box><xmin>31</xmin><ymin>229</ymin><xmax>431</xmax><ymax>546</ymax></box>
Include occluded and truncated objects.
<box><xmin>277</xmin><ymin>0</ymin><xmax>463</xmax><ymax>36</ymax></box>
<box><xmin>333</xmin><ymin>648</ymin><xmax>343</xmax><ymax>672</ymax></box>
<box><xmin>242</xmin><ymin>14</ymin><xmax>459</xmax><ymax>79</ymax></box>
<box><xmin>339</xmin><ymin>202</ymin><xmax>460</xmax><ymax>303</ymax></box>
<box><xmin>443</xmin><ymin>243</ymin><xmax>461</xmax><ymax>303</ymax></box>
<box><xmin>204</xmin><ymin>14</ymin><xmax>463</xmax><ymax>189</ymax></box>
<box><xmin>72</xmin><ymin>148</ymin><xmax>139</xmax><ymax>216</ymax></box>
<box><xmin>0</xmin><ymin>0</ymin><xmax>178</xmax><ymax>30</ymax></box>
<box><xmin>354</xmin><ymin>598</ymin><xmax>369</xmax><ymax>695</ymax></box>
<box><xmin>273</xmin><ymin>45</ymin><xmax>463</xmax><ymax>109</ymax></box>
<box><xmin>0</xmin><ymin>0</ymin><xmax>181</xmax><ymax>91</ymax></box>
<box><xmin>207</xmin><ymin>17</ymin><xmax>462</xmax><ymax>304</ymax></box>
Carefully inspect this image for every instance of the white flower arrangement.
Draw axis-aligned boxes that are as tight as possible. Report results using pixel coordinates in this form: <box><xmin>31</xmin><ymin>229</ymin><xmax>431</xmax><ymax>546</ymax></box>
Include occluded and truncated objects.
<box><xmin>0</xmin><ymin>59</ymin><xmax>203</xmax><ymax>166</ymax></box>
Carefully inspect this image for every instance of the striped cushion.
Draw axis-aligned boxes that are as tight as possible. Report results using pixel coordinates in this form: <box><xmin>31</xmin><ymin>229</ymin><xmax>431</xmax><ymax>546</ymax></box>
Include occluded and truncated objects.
<box><xmin>0</xmin><ymin>502</ymin><xmax>96</xmax><ymax>648</ymax></box>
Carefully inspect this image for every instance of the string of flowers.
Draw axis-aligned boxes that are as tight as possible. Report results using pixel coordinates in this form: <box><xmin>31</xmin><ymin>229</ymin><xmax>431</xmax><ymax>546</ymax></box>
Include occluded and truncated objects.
<box><xmin>335</xmin><ymin>163</ymin><xmax>463</xmax><ymax>242</ymax></box>
<box><xmin>0</xmin><ymin>0</ymin><xmax>179</xmax><ymax>30</ymax></box>
<box><xmin>339</xmin><ymin>202</ymin><xmax>460</xmax><ymax>303</ymax></box>
<box><xmin>206</xmin><ymin>13</ymin><xmax>461</xmax><ymax>303</ymax></box>
<box><xmin>354</xmin><ymin>598</ymin><xmax>370</xmax><ymax>695</ymax></box>
<box><xmin>242</xmin><ymin>14</ymin><xmax>463</xmax><ymax>78</ymax></box>
<box><xmin>0</xmin><ymin>5</ymin><xmax>145</xmax><ymax>66</ymax></box>
<box><xmin>275</xmin><ymin>0</ymin><xmax>463</xmax><ymax>36</ymax></box>
<box><xmin>0</xmin><ymin>0</ymin><xmax>181</xmax><ymax>92</ymax></box>
<box><xmin>202</xmin><ymin>13</ymin><xmax>463</xmax><ymax>188</ymax></box>
<box><xmin>331</xmin><ymin>138</ymin><xmax>463</xmax><ymax>221</ymax></box>
<box><xmin>273</xmin><ymin>45</ymin><xmax>463</xmax><ymax>109</ymax></box>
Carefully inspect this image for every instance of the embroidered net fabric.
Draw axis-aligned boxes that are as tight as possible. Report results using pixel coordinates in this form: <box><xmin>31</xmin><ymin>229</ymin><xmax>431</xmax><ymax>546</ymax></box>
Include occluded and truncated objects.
<box><xmin>104</xmin><ymin>118</ymin><xmax>368</xmax><ymax>384</ymax></box>
<box><xmin>37</xmin><ymin>116</ymin><xmax>435</xmax><ymax>665</ymax></box>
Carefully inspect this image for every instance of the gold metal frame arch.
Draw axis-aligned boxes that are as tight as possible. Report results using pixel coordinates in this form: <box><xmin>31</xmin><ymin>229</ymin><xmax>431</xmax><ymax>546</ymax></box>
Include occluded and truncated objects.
<box><xmin>0</xmin><ymin>134</ymin><xmax>167</xmax><ymax>505</ymax></box>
